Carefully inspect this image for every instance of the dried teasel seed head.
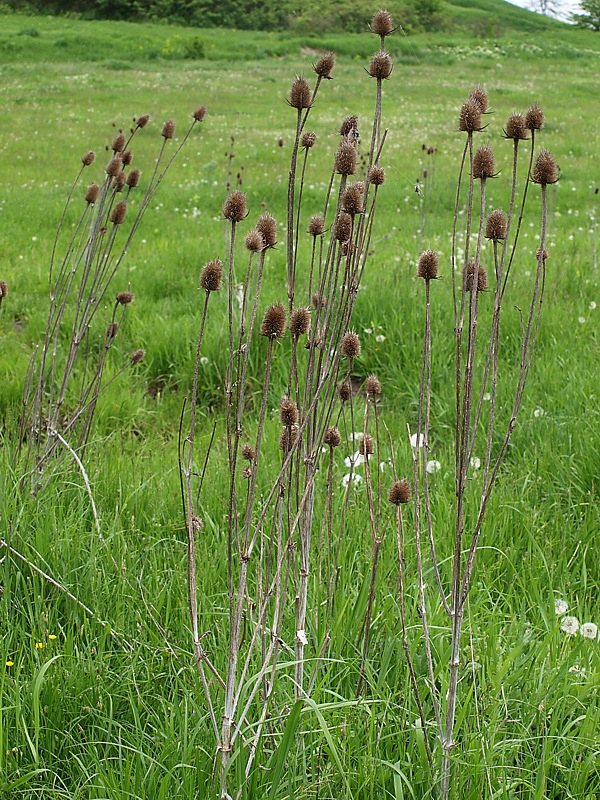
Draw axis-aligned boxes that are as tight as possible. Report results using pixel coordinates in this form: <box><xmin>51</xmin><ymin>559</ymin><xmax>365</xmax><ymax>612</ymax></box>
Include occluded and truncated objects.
<box><xmin>280</xmin><ymin>395</ymin><xmax>299</xmax><ymax>427</ymax></box>
<box><xmin>459</xmin><ymin>100</ymin><xmax>482</xmax><ymax>133</ymax></box>
<box><xmin>525</xmin><ymin>103</ymin><xmax>544</xmax><ymax>131</ymax></box>
<box><xmin>135</xmin><ymin>114</ymin><xmax>150</xmax><ymax>129</ymax></box>
<box><xmin>130</xmin><ymin>348</ymin><xmax>145</xmax><ymax>364</ymax></box>
<box><xmin>82</xmin><ymin>150</ymin><xmax>96</xmax><ymax>166</ymax></box>
<box><xmin>472</xmin><ymin>146</ymin><xmax>496</xmax><ymax>180</ymax></box>
<box><xmin>245</xmin><ymin>229</ymin><xmax>264</xmax><ymax>252</ymax></box>
<box><xmin>536</xmin><ymin>246</ymin><xmax>550</xmax><ymax>261</ymax></box>
<box><xmin>106</xmin><ymin>156</ymin><xmax>122</xmax><ymax>177</ymax></box>
<box><xmin>334</xmin><ymin>141</ymin><xmax>357</xmax><ymax>176</ymax></box>
<box><xmin>324</xmin><ymin>426</ymin><xmax>342</xmax><ymax>448</ymax></box>
<box><xmin>279</xmin><ymin>425</ymin><xmax>298</xmax><ymax>454</ymax></box>
<box><xmin>223</xmin><ymin>190</ymin><xmax>248</xmax><ymax>223</ymax></box>
<box><xmin>301</xmin><ymin>131</ymin><xmax>317</xmax><ymax>149</ymax></box>
<box><xmin>242</xmin><ymin>466</ymin><xmax>253</xmax><ymax>479</ymax></box>
<box><xmin>532</xmin><ymin>149</ymin><xmax>559</xmax><ymax>185</ymax></box>
<box><xmin>289</xmin><ymin>76</ymin><xmax>311</xmax><ymax>109</ymax></box>
<box><xmin>126</xmin><ymin>168</ymin><xmax>141</xmax><ymax>188</ymax></box>
<box><xmin>368</xmin><ymin>51</ymin><xmax>393</xmax><ymax>80</ymax></box>
<box><xmin>85</xmin><ymin>183</ymin><xmax>100</xmax><ymax>204</ymax></box>
<box><xmin>190</xmin><ymin>515</ymin><xmax>203</xmax><ymax>531</ymax></box>
<box><xmin>334</xmin><ymin>212</ymin><xmax>352</xmax><ymax>242</ymax></box>
<box><xmin>112</xmin><ymin>131</ymin><xmax>126</xmax><ymax>153</ymax></box>
<box><xmin>260</xmin><ymin>303</ymin><xmax>286</xmax><ymax>339</ymax></box>
<box><xmin>417</xmin><ymin>249</ymin><xmax>439</xmax><ymax>280</ymax></box>
<box><xmin>468</xmin><ymin>86</ymin><xmax>489</xmax><ymax>113</ymax></box>
<box><xmin>338</xmin><ymin>381</ymin><xmax>351</xmax><ymax>403</ymax></box>
<box><xmin>465</xmin><ymin>260</ymin><xmax>488</xmax><ymax>292</ymax></box>
<box><xmin>342</xmin><ymin>184</ymin><xmax>363</xmax><ymax>216</ymax></box>
<box><xmin>389</xmin><ymin>478</ymin><xmax>411</xmax><ymax>505</ymax></box>
<box><xmin>116</xmin><ymin>290</ymin><xmax>134</xmax><ymax>305</ymax></box>
<box><xmin>113</xmin><ymin>171</ymin><xmax>126</xmax><ymax>192</ymax></box>
<box><xmin>365</xmin><ymin>374</ymin><xmax>382</xmax><ymax>396</ymax></box>
<box><xmin>106</xmin><ymin>322</ymin><xmax>119</xmax><ymax>340</ymax></box>
<box><xmin>242</xmin><ymin>444</ymin><xmax>256</xmax><ymax>461</ymax></box>
<box><xmin>290</xmin><ymin>306</ymin><xmax>311</xmax><ymax>338</ymax></box>
<box><xmin>192</xmin><ymin>105</ymin><xmax>207</xmax><ymax>122</ymax></box>
<box><xmin>504</xmin><ymin>113</ymin><xmax>528</xmax><ymax>141</ymax></box>
<box><xmin>161</xmin><ymin>119</ymin><xmax>175</xmax><ymax>139</ymax></box>
<box><xmin>200</xmin><ymin>259</ymin><xmax>223</xmax><ymax>292</ymax></box>
<box><xmin>359</xmin><ymin>434</ymin><xmax>374</xmax><ymax>456</ymax></box>
<box><xmin>340</xmin><ymin>330</ymin><xmax>361</xmax><ymax>359</ymax></box>
<box><xmin>372</xmin><ymin>9</ymin><xmax>394</xmax><ymax>36</ymax></box>
<box><xmin>340</xmin><ymin>240</ymin><xmax>355</xmax><ymax>257</ymax></box>
<box><xmin>0</xmin><ymin>280</ymin><xmax>8</xmax><ymax>304</ymax></box>
<box><xmin>256</xmin><ymin>213</ymin><xmax>277</xmax><ymax>248</ymax></box>
<box><xmin>485</xmin><ymin>209</ymin><xmax>507</xmax><ymax>240</ymax></box>
<box><xmin>367</xmin><ymin>165</ymin><xmax>386</xmax><ymax>185</ymax></box>
<box><xmin>312</xmin><ymin>293</ymin><xmax>326</xmax><ymax>309</ymax></box>
<box><xmin>308</xmin><ymin>214</ymin><xmax>325</xmax><ymax>237</ymax></box>
<box><xmin>110</xmin><ymin>200</ymin><xmax>127</xmax><ymax>225</ymax></box>
<box><xmin>340</xmin><ymin>115</ymin><xmax>359</xmax><ymax>137</ymax></box>
<box><xmin>121</xmin><ymin>149</ymin><xmax>133</xmax><ymax>167</ymax></box>
<box><xmin>313</xmin><ymin>51</ymin><xmax>335</xmax><ymax>78</ymax></box>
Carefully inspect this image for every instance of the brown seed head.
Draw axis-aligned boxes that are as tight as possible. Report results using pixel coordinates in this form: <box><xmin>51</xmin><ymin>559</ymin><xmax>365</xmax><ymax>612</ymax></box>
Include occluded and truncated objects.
<box><xmin>242</xmin><ymin>444</ymin><xmax>256</xmax><ymax>461</ymax></box>
<box><xmin>340</xmin><ymin>240</ymin><xmax>355</xmax><ymax>257</ymax></box>
<box><xmin>192</xmin><ymin>105</ymin><xmax>207</xmax><ymax>122</ymax></box>
<box><xmin>85</xmin><ymin>183</ymin><xmax>100</xmax><ymax>204</ymax></box>
<box><xmin>459</xmin><ymin>100</ymin><xmax>482</xmax><ymax>133</ymax></box>
<box><xmin>359</xmin><ymin>434</ymin><xmax>374</xmax><ymax>456</ymax></box>
<box><xmin>389</xmin><ymin>478</ymin><xmax>411</xmax><ymax>505</ymax></box>
<box><xmin>417</xmin><ymin>249</ymin><xmax>439</xmax><ymax>280</ymax></box>
<box><xmin>313</xmin><ymin>51</ymin><xmax>335</xmax><ymax>78</ymax></box>
<box><xmin>290</xmin><ymin>306</ymin><xmax>311</xmax><ymax>338</ymax></box>
<box><xmin>536</xmin><ymin>246</ymin><xmax>550</xmax><ymax>261</ymax></box>
<box><xmin>280</xmin><ymin>395</ymin><xmax>299</xmax><ymax>427</ymax></box>
<box><xmin>279</xmin><ymin>425</ymin><xmax>298</xmax><ymax>454</ymax></box>
<box><xmin>161</xmin><ymin>119</ymin><xmax>175</xmax><ymax>139</ymax></box>
<box><xmin>260</xmin><ymin>303</ymin><xmax>286</xmax><ymax>339</ymax></box>
<box><xmin>112</xmin><ymin>131</ymin><xmax>126</xmax><ymax>153</ymax></box>
<box><xmin>465</xmin><ymin>260</ymin><xmax>488</xmax><ymax>292</ymax></box>
<box><xmin>106</xmin><ymin>322</ymin><xmax>119</xmax><ymax>340</ymax></box>
<box><xmin>367</xmin><ymin>165</ymin><xmax>386</xmax><ymax>185</ymax></box>
<box><xmin>256</xmin><ymin>213</ymin><xmax>277</xmax><ymax>248</ymax></box>
<box><xmin>342</xmin><ymin>184</ymin><xmax>363</xmax><ymax>216</ymax></box>
<box><xmin>372</xmin><ymin>9</ymin><xmax>394</xmax><ymax>36</ymax></box>
<box><xmin>308</xmin><ymin>214</ymin><xmax>325</xmax><ymax>237</ymax></box>
<box><xmin>135</xmin><ymin>114</ymin><xmax>150</xmax><ymax>129</ymax></box>
<box><xmin>126</xmin><ymin>168</ymin><xmax>141</xmax><ymax>188</ymax></box>
<box><xmin>334</xmin><ymin>211</ymin><xmax>353</xmax><ymax>242</ymax></box>
<box><xmin>504</xmin><ymin>113</ymin><xmax>528</xmax><ymax>140</ymax></box>
<box><xmin>130</xmin><ymin>348</ymin><xmax>145</xmax><ymax>364</ymax></box>
<box><xmin>110</xmin><ymin>199</ymin><xmax>127</xmax><ymax>225</ymax></box>
<box><xmin>242</xmin><ymin>466</ymin><xmax>253</xmax><ymax>480</ymax></box>
<box><xmin>338</xmin><ymin>381</ymin><xmax>351</xmax><ymax>403</ymax></box>
<box><xmin>334</xmin><ymin>141</ymin><xmax>357</xmax><ymax>176</ymax></box>
<box><xmin>365</xmin><ymin>374</ymin><xmax>382</xmax><ymax>396</ymax></box>
<box><xmin>472</xmin><ymin>146</ymin><xmax>496</xmax><ymax>180</ymax></box>
<box><xmin>324</xmin><ymin>426</ymin><xmax>342</xmax><ymax>448</ymax></box>
<box><xmin>301</xmin><ymin>131</ymin><xmax>317</xmax><ymax>149</ymax></box>
<box><xmin>468</xmin><ymin>86</ymin><xmax>489</xmax><ymax>113</ymax></box>
<box><xmin>121</xmin><ymin>149</ymin><xmax>133</xmax><ymax>167</ymax></box>
<box><xmin>532</xmin><ymin>149</ymin><xmax>559</xmax><ymax>185</ymax></box>
<box><xmin>245</xmin><ymin>229</ymin><xmax>264</xmax><ymax>252</ymax></box>
<box><xmin>116</xmin><ymin>290</ymin><xmax>134</xmax><ymax>305</ymax></box>
<box><xmin>82</xmin><ymin>150</ymin><xmax>96</xmax><ymax>166</ymax></box>
<box><xmin>200</xmin><ymin>259</ymin><xmax>223</xmax><ymax>292</ymax></box>
<box><xmin>485</xmin><ymin>209</ymin><xmax>507</xmax><ymax>240</ymax></box>
<box><xmin>106</xmin><ymin>156</ymin><xmax>122</xmax><ymax>177</ymax></box>
<box><xmin>368</xmin><ymin>51</ymin><xmax>393</xmax><ymax>80</ymax></box>
<box><xmin>525</xmin><ymin>103</ymin><xmax>544</xmax><ymax>131</ymax></box>
<box><xmin>340</xmin><ymin>115</ymin><xmax>359</xmax><ymax>137</ymax></box>
<box><xmin>223</xmin><ymin>190</ymin><xmax>248</xmax><ymax>223</ymax></box>
<box><xmin>113</xmin><ymin>171</ymin><xmax>126</xmax><ymax>192</ymax></box>
<box><xmin>0</xmin><ymin>280</ymin><xmax>8</xmax><ymax>303</ymax></box>
<box><xmin>312</xmin><ymin>293</ymin><xmax>326</xmax><ymax>309</ymax></box>
<box><xmin>341</xmin><ymin>330</ymin><xmax>361</xmax><ymax>359</ymax></box>
<box><xmin>289</xmin><ymin>76</ymin><xmax>311</xmax><ymax>109</ymax></box>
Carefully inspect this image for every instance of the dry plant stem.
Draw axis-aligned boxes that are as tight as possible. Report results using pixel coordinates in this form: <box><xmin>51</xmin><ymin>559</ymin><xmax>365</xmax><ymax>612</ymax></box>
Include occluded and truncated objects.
<box><xmin>502</xmin><ymin>131</ymin><xmax>536</xmax><ymax>296</ymax></box>
<box><xmin>287</xmin><ymin>108</ymin><xmax>303</xmax><ymax>308</ymax></box>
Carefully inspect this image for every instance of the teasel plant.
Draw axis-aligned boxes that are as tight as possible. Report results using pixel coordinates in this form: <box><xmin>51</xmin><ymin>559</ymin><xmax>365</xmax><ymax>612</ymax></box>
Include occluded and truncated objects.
<box><xmin>406</xmin><ymin>89</ymin><xmax>557</xmax><ymax>798</ymax></box>
<box><xmin>178</xmin><ymin>12</ymin><xmax>394</xmax><ymax>796</ymax></box>
<box><xmin>18</xmin><ymin>107</ymin><xmax>207</xmax><ymax>494</ymax></box>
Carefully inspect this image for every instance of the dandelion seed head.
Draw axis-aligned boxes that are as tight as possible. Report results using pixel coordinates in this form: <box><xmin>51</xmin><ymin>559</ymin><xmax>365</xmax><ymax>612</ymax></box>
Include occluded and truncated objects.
<box><xmin>554</xmin><ymin>598</ymin><xmax>568</xmax><ymax>615</ymax></box>
<box><xmin>426</xmin><ymin>459</ymin><xmax>441</xmax><ymax>474</ymax></box>
<box><xmin>580</xmin><ymin>622</ymin><xmax>598</xmax><ymax>640</ymax></box>
<box><xmin>561</xmin><ymin>616</ymin><xmax>580</xmax><ymax>636</ymax></box>
<box><xmin>342</xmin><ymin>472</ymin><xmax>362</xmax><ymax>488</ymax></box>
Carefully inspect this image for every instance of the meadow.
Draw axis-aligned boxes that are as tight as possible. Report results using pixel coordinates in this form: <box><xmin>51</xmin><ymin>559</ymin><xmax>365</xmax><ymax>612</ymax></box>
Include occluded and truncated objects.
<box><xmin>0</xmin><ymin>7</ymin><xmax>599</xmax><ymax>799</ymax></box>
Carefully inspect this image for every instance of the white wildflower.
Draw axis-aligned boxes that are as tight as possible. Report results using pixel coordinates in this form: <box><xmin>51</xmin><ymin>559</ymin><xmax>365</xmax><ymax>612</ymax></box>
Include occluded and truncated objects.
<box><xmin>578</xmin><ymin>316</ymin><xmax>586</xmax><ymax>324</ymax></box>
<box><xmin>344</xmin><ymin>451</ymin><xmax>365</xmax><ymax>468</ymax></box>
<box><xmin>200</xmin><ymin>356</ymin><xmax>209</xmax><ymax>366</ymax></box>
<box><xmin>342</xmin><ymin>473</ymin><xmax>362</xmax><ymax>488</ymax></box>
<box><xmin>483</xmin><ymin>392</ymin><xmax>491</xmax><ymax>401</ymax></box>
<box><xmin>296</xmin><ymin>629</ymin><xmax>308</xmax><ymax>646</ymax></box>
<box><xmin>533</xmin><ymin>408</ymin><xmax>545</xmax><ymax>418</ymax></box>
<box><xmin>410</xmin><ymin>432</ymin><xmax>425</xmax><ymax>451</ymax></box>
<box><xmin>426</xmin><ymin>460</ymin><xmax>441</xmax><ymax>474</ymax></box>
<box><xmin>363</xmin><ymin>327</ymin><xmax>373</xmax><ymax>335</ymax></box>
<box><xmin>375</xmin><ymin>334</ymin><xmax>386</xmax><ymax>343</ymax></box>
<box><xmin>470</xmin><ymin>456</ymin><xmax>481</xmax><ymax>470</ymax></box>
<box><xmin>554</xmin><ymin>598</ymin><xmax>568</xmax><ymax>615</ymax></box>
<box><xmin>589</xmin><ymin>301</ymin><xmax>597</xmax><ymax>310</ymax></box>
<box><xmin>580</xmin><ymin>622</ymin><xmax>598</xmax><ymax>640</ymax></box>
<box><xmin>561</xmin><ymin>616</ymin><xmax>580</xmax><ymax>636</ymax></box>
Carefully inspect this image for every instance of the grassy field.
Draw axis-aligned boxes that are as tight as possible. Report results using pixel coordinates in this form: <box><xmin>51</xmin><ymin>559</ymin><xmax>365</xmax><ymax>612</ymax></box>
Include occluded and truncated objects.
<box><xmin>1</xmin><ymin>6</ymin><xmax>599</xmax><ymax>800</ymax></box>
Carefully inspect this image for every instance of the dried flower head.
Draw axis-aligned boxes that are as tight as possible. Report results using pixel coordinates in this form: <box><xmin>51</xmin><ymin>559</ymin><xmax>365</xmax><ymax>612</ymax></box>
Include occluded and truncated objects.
<box><xmin>308</xmin><ymin>214</ymin><xmax>325</xmax><ymax>237</ymax></box>
<box><xmin>85</xmin><ymin>183</ymin><xmax>100</xmax><ymax>204</ymax></box>
<box><xmin>334</xmin><ymin>211</ymin><xmax>353</xmax><ymax>242</ymax></box>
<box><xmin>367</xmin><ymin>165</ymin><xmax>386</xmax><ymax>185</ymax></box>
<box><xmin>260</xmin><ymin>303</ymin><xmax>286</xmax><ymax>339</ymax></box>
<box><xmin>121</xmin><ymin>150</ymin><xmax>133</xmax><ymax>167</ymax></box>
<box><xmin>359</xmin><ymin>434</ymin><xmax>374</xmax><ymax>456</ymax></box>
<box><xmin>532</xmin><ymin>149</ymin><xmax>559</xmax><ymax>185</ymax></box>
<box><xmin>340</xmin><ymin>115</ymin><xmax>359</xmax><ymax>137</ymax></box>
<box><xmin>313</xmin><ymin>51</ymin><xmax>335</xmax><ymax>78</ymax></box>
<box><xmin>130</xmin><ymin>348</ymin><xmax>145</xmax><ymax>364</ymax></box>
<box><xmin>0</xmin><ymin>280</ymin><xmax>8</xmax><ymax>306</ymax></box>
<box><xmin>109</xmin><ymin>200</ymin><xmax>127</xmax><ymax>225</ymax></box>
<box><xmin>280</xmin><ymin>395</ymin><xmax>299</xmax><ymax>427</ymax></box>
<box><xmin>465</xmin><ymin>261</ymin><xmax>488</xmax><ymax>292</ymax></box>
<box><xmin>372</xmin><ymin>9</ymin><xmax>394</xmax><ymax>36</ymax></box>
<box><xmin>82</xmin><ymin>150</ymin><xmax>96</xmax><ymax>166</ymax></box>
<box><xmin>256</xmin><ymin>213</ymin><xmax>277</xmax><ymax>248</ymax></box>
<box><xmin>342</xmin><ymin>184</ymin><xmax>364</xmax><ymax>216</ymax></box>
<box><xmin>223</xmin><ymin>190</ymin><xmax>248</xmax><ymax>223</ymax></box>
<box><xmin>340</xmin><ymin>240</ymin><xmax>355</xmax><ymax>257</ymax></box>
<box><xmin>324</xmin><ymin>426</ymin><xmax>342</xmax><ymax>448</ymax></box>
<box><xmin>161</xmin><ymin>119</ymin><xmax>175</xmax><ymax>139</ymax></box>
<box><xmin>245</xmin><ymin>229</ymin><xmax>264</xmax><ymax>252</ymax></box>
<box><xmin>242</xmin><ymin>444</ymin><xmax>256</xmax><ymax>461</ymax></box>
<box><xmin>504</xmin><ymin>113</ymin><xmax>528</xmax><ymax>140</ymax></box>
<box><xmin>116</xmin><ymin>290</ymin><xmax>134</xmax><ymax>305</ymax></box>
<box><xmin>126</xmin><ymin>168</ymin><xmax>141</xmax><ymax>188</ymax></box>
<box><xmin>279</xmin><ymin>425</ymin><xmax>298</xmax><ymax>454</ymax></box>
<box><xmin>536</xmin><ymin>246</ymin><xmax>550</xmax><ymax>261</ymax></box>
<box><xmin>468</xmin><ymin>86</ymin><xmax>489</xmax><ymax>113</ymax></box>
<box><xmin>338</xmin><ymin>381</ymin><xmax>351</xmax><ymax>403</ymax></box>
<box><xmin>389</xmin><ymin>478</ymin><xmax>411</xmax><ymax>505</ymax></box>
<box><xmin>485</xmin><ymin>209</ymin><xmax>507</xmax><ymax>240</ymax></box>
<box><xmin>312</xmin><ymin>293</ymin><xmax>326</xmax><ymax>309</ymax></box>
<box><xmin>472</xmin><ymin>146</ymin><xmax>496</xmax><ymax>180</ymax></box>
<box><xmin>113</xmin><ymin>171</ymin><xmax>126</xmax><ymax>192</ymax></box>
<box><xmin>334</xmin><ymin>141</ymin><xmax>357</xmax><ymax>176</ymax></box>
<box><xmin>525</xmin><ymin>103</ymin><xmax>544</xmax><ymax>131</ymax></box>
<box><xmin>242</xmin><ymin>466</ymin><xmax>253</xmax><ymax>480</ymax></box>
<box><xmin>290</xmin><ymin>307</ymin><xmax>311</xmax><ymax>338</ymax></box>
<box><xmin>365</xmin><ymin>374</ymin><xmax>382</xmax><ymax>396</ymax></box>
<box><xmin>368</xmin><ymin>51</ymin><xmax>393</xmax><ymax>80</ymax></box>
<box><xmin>301</xmin><ymin>131</ymin><xmax>317</xmax><ymax>149</ymax></box>
<box><xmin>340</xmin><ymin>331</ymin><xmax>361</xmax><ymax>359</ymax></box>
<box><xmin>200</xmin><ymin>259</ymin><xmax>223</xmax><ymax>292</ymax></box>
<box><xmin>193</xmin><ymin>105</ymin><xmax>207</xmax><ymax>122</ymax></box>
<box><xmin>135</xmin><ymin>114</ymin><xmax>150</xmax><ymax>129</ymax></box>
<box><xmin>106</xmin><ymin>156</ymin><xmax>122</xmax><ymax>177</ymax></box>
<box><xmin>417</xmin><ymin>249</ymin><xmax>439</xmax><ymax>280</ymax></box>
<box><xmin>106</xmin><ymin>322</ymin><xmax>119</xmax><ymax>340</ymax></box>
<box><xmin>459</xmin><ymin>100</ymin><xmax>482</xmax><ymax>133</ymax></box>
<box><xmin>289</xmin><ymin>76</ymin><xmax>311</xmax><ymax>109</ymax></box>
<box><xmin>112</xmin><ymin>131</ymin><xmax>126</xmax><ymax>153</ymax></box>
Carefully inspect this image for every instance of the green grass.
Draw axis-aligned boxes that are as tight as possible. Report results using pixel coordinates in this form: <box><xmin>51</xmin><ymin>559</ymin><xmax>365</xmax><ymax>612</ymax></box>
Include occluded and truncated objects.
<box><xmin>1</xmin><ymin>7</ymin><xmax>599</xmax><ymax>800</ymax></box>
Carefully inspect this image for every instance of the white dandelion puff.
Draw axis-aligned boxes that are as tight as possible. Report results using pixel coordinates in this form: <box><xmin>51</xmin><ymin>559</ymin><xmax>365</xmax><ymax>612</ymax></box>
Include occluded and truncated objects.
<box><xmin>580</xmin><ymin>622</ymin><xmax>598</xmax><ymax>640</ymax></box>
<box><xmin>426</xmin><ymin>460</ymin><xmax>441</xmax><ymax>474</ymax></box>
<box><xmin>554</xmin><ymin>598</ymin><xmax>568</xmax><ymax>615</ymax></box>
<box><xmin>533</xmin><ymin>408</ymin><xmax>545</xmax><ymax>418</ymax></box>
<box><xmin>561</xmin><ymin>616</ymin><xmax>580</xmax><ymax>636</ymax></box>
<box><xmin>342</xmin><ymin>472</ymin><xmax>362</xmax><ymax>488</ymax></box>
<box><xmin>375</xmin><ymin>334</ymin><xmax>386</xmax><ymax>343</ymax></box>
<box><xmin>470</xmin><ymin>456</ymin><xmax>481</xmax><ymax>470</ymax></box>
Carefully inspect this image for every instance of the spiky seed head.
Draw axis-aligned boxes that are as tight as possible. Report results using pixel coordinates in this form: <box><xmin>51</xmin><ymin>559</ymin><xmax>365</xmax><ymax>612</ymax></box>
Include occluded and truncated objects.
<box><xmin>112</xmin><ymin>131</ymin><xmax>126</xmax><ymax>153</ymax></box>
<box><xmin>245</xmin><ymin>229</ymin><xmax>264</xmax><ymax>252</ymax></box>
<box><xmin>280</xmin><ymin>395</ymin><xmax>299</xmax><ymax>427</ymax></box>
<box><xmin>485</xmin><ymin>209</ymin><xmax>507</xmax><ymax>240</ymax></box>
<box><xmin>465</xmin><ymin>261</ymin><xmax>488</xmax><ymax>292</ymax></box>
<box><xmin>289</xmin><ymin>76</ymin><xmax>311</xmax><ymax>109</ymax></box>
<box><xmin>161</xmin><ymin>119</ymin><xmax>175</xmax><ymax>139</ymax></box>
<box><xmin>525</xmin><ymin>103</ymin><xmax>544</xmax><ymax>131</ymax></box>
<box><xmin>114</xmin><ymin>171</ymin><xmax>126</xmax><ymax>192</ymax></box>
<box><xmin>193</xmin><ymin>105</ymin><xmax>207</xmax><ymax>121</ymax></box>
<box><xmin>106</xmin><ymin>322</ymin><xmax>119</xmax><ymax>340</ymax></box>
<box><xmin>532</xmin><ymin>149</ymin><xmax>559</xmax><ymax>185</ymax></box>
<box><xmin>372</xmin><ymin>9</ymin><xmax>394</xmax><ymax>36</ymax></box>
<box><xmin>242</xmin><ymin>444</ymin><xmax>256</xmax><ymax>461</ymax></box>
<box><xmin>256</xmin><ymin>213</ymin><xmax>277</xmax><ymax>248</ymax></box>
<box><xmin>290</xmin><ymin>306</ymin><xmax>311</xmax><ymax>337</ymax></box>
<box><xmin>279</xmin><ymin>425</ymin><xmax>298</xmax><ymax>454</ymax></box>
<box><xmin>359</xmin><ymin>434</ymin><xmax>374</xmax><ymax>456</ymax></box>
<box><xmin>468</xmin><ymin>87</ymin><xmax>489</xmax><ymax>113</ymax></box>
<box><xmin>536</xmin><ymin>246</ymin><xmax>550</xmax><ymax>261</ymax></box>
<box><xmin>82</xmin><ymin>150</ymin><xmax>96</xmax><ymax>166</ymax></box>
<box><xmin>340</xmin><ymin>115</ymin><xmax>359</xmax><ymax>136</ymax></box>
<box><xmin>334</xmin><ymin>212</ymin><xmax>352</xmax><ymax>242</ymax></box>
<box><xmin>135</xmin><ymin>114</ymin><xmax>150</xmax><ymax>128</ymax></box>
<box><xmin>126</xmin><ymin>168</ymin><xmax>141</xmax><ymax>188</ymax></box>
<box><xmin>504</xmin><ymin>113</ymin><xmax>528</xmax><ymax>140</ymax></box>
<box><xmin>472</xmin><ymin>146</ymin><xmax>496</xmax><ymax>180</ymax></box>
<box><xmin>324</xmin><ymin>426</ymin><xmax>342</xmax><ymax>448</ymax></box>
<box><xmin>242</xmin><ymin>466</ymin><xmax>253</xmax><ymax>479</ymax></box>
<box><xmin>341</xmin><ymin>240</ymin><xmax>355</xmax><ymax>257</ymax></box>
<box><xmin>130</xmin><ymin>348</ymin><xmax>145</xmax><ymax>363</ymax></box>
<box><xmin>308</xmin><ymin>214</ymin><xmax>325</xmax><ymax>237</ymax></box>
<box><xmin>301</xmin><ymin>131</ymin><xmax>317</xmax><ymax>149</ymax></box>
<box><xmin>260</xmin><ymin>303</ymin><xmax>286</xmax><ymax>339</ymax></box>
<box><xmin>459</xmin><ymin>100</ymin><xmax>482</xmax><ymax>133</ymax></box>
<box><xmin>341</xmin><ymin>330</ymin><xmax>361</xmax><ymax>359</ymax></box>
<box><xmin>106</xmin><ymin>156</ymin><xmax>122</xmax><ymax>177</ymax></box>
<box><xmin>389</xmin><ymin>478</ymin><xmax>411</xmax><ymax>505</ymax></box>
<box><xmin>116</xmin><ymin>290</ymin><xmax>134</xmax><ymax>305</ymax></box>
<box><xmin>312</xmin><ymin>293</ymin><xmax>326</xmax><ymax>310</ymax></box>
<box><xmin>342</xmin><ymin>184</ymin><xmax>363</xmax><ymax>216</ymax></box>
<box><xmin>417</xmin><ymin>249</ymin><xmax>439</xmax><ymax>280</ymax></box>
<box><xmin>121</xmin><ymin>149</ymin><xmax>133</xmax><ymax>167</ymax></box>
<box><xmin>338</xmin><ymin>381</ymin><xmax>351</xmax><ymax>403</ymax></box>
<box><xmin>85</xmin><ymin>183</ymin><xmax>100</xmax><ymax>204</ymax></box>
<box><xmin>110</xmin><ymin>200</ymin><xmax>127</xmax><ymax>225</ymax></box>
<box><xmin>365</xmin><ymin>374</ymin><xmax>382</xmax><ymax>396</ymax></box>
<box><xmin>0</xmin><ymin>280</ymin><xmax>8</xmax><ymax>303</ymax></box>
<box><xmin>334</xmin><ymin>141</ymin><xmax>357</xmax><ymax>176</ymax></box>
<box><xmin>368</xmin><ymin>51</ymin><xmax>393</xmax><ymax>80</ymax></box>
<box><xmin>367</xmin><ymin>165</ymin><xmax>386</xmax><ymax>185</ymax></box>
<box><xmin>200</xmin><ymin>259</ymin><xmax>223</xmax><ymax>292</ymax></box>
<box><xmin>223</xmin><ymin>190</ymin><xmax>248</xmax><ymax>223</ymax></box>
<box><xmin>313</xmin><ymin>51</ymin><xmax>335</xmax><ymax>78</ymax></box>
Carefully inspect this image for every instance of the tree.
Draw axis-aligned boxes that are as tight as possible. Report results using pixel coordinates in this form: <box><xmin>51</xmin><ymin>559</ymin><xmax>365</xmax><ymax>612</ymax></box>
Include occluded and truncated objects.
<box><xmin>571</xmin><ymin>0</ymin><xmax>600</xmax><ymax>30</ymax></box>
